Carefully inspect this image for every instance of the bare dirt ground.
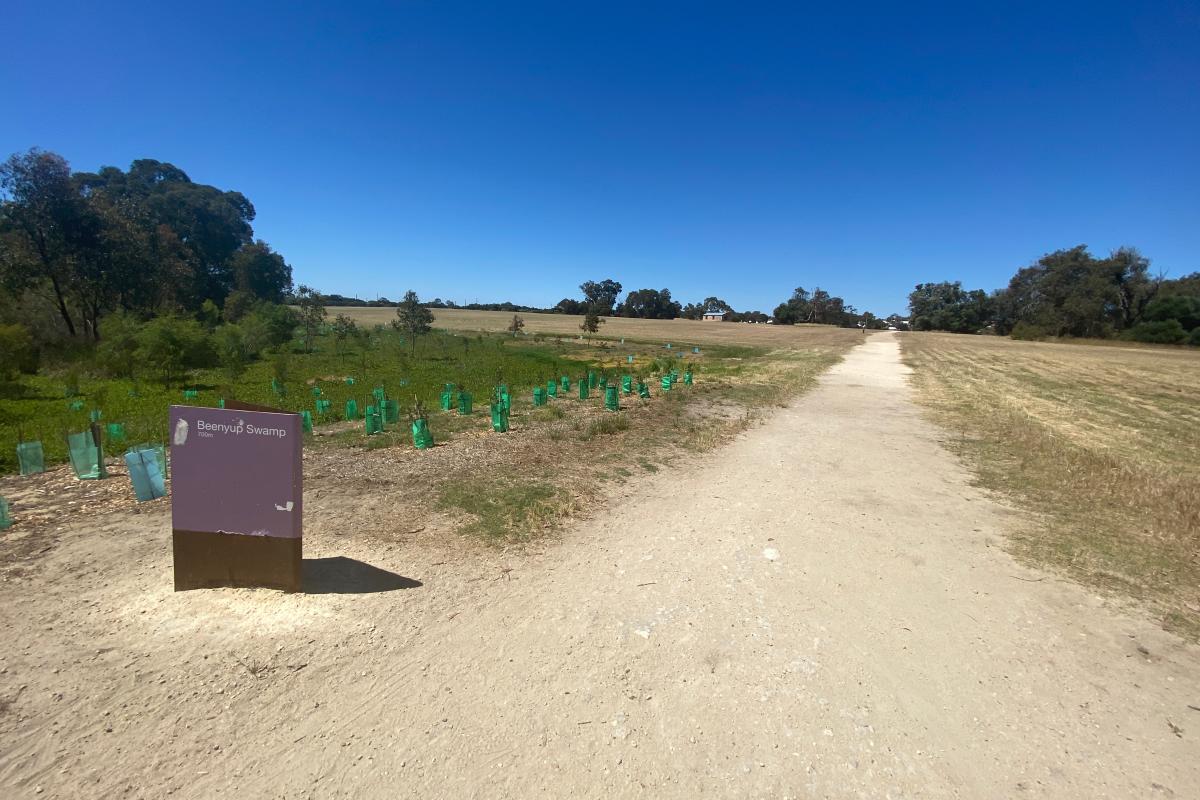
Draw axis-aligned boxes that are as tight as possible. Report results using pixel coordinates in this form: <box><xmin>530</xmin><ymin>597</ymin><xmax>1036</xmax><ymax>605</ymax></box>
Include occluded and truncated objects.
<box><xmin>2</xmin><ymin>334</ymin><xmax>1198</xmax><ymax>798</ymax></box>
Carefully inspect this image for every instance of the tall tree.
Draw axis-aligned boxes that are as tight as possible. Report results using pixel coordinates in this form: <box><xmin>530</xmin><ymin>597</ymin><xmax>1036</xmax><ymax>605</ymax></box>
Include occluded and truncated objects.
<box><xmin>580</xmin><ymin>279</ymin><xmax>623</xmax><ymax>314</ymax></box>
<box><xmin>617</xmin><ymin>288</ymin><xmax>682</xmax><ymax>319</ymax></box>
<box><xmin>0</xmin><ymin>149</ymin><xmax>83</xmax><ymax>335</ymax></box>
<box><xmin>908</xmin><ymin>282</ymin><xmax>993</xmax><ymax>333</ymax></box>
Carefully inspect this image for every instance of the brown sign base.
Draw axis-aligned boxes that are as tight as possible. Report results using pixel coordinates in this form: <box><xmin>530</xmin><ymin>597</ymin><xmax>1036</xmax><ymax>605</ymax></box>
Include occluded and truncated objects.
<box><xmin>173</xmin><ymin>530</ymin><xmax>302</xmax><ymax>592</ymax></box>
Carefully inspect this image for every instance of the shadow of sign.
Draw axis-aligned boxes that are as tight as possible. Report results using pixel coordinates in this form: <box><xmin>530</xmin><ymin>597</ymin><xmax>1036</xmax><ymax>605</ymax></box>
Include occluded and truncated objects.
<box><xmin>302</xmin><ymin>556</ymin><xmax>422</xmax><ymax>594</ymax></box>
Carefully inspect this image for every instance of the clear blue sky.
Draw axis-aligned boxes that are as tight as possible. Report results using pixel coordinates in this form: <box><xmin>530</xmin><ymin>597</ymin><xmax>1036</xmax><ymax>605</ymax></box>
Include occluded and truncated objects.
<box><xmin>4</xmin><ymin>1</ymin><xmax>1198</xmax><ymax>315</ymax></box>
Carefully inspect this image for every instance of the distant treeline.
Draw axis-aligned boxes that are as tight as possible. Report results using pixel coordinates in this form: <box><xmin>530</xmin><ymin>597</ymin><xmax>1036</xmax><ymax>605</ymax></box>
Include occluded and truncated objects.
<box><xmin>909</xmin><ymin>246</ymin><xmax>1200</xmax><ymax>345</ymax></box>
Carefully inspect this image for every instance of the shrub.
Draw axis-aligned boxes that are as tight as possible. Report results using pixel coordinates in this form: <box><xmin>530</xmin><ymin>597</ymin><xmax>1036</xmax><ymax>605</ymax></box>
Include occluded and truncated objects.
<box><xmin>1123</xmin><ymin>320</ymin><xmax>1188</xmax><ymax>345</ymax></box>
<box><xmin>215</xmin><ymin>324</ymin><xmax>250</xmax><ymax>382</ymax></box>
<box><xmin>1010</xmin><ymin>321</ymin><xmax>1050</xmax><ymax>341</ymax></box>
<box><xmin>96</xmin><ymin>311</ymin><xmax>143</xmax><ymax>379</ymax></box>
<box><xmin>0</xmin><ymin>323</ymin><xmax>36</xmax><ymax>379</ymax></box>
<box><xmin>1190</xmin><ymin>327</ymin><xmax>1200</xmax><ymax>347</ymax></box>
<box><xmin>136</xmin><ymin>314</ymin><xmax>214</xmax><ymax>386</ymax></box>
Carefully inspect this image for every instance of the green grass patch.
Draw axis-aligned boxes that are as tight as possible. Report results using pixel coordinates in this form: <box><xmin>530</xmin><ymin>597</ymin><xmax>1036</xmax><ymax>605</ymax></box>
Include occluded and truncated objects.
<box><xmin>437</xmin><ymin>477</ymin><xmax>571</xmax><ymax>541</ymax></box>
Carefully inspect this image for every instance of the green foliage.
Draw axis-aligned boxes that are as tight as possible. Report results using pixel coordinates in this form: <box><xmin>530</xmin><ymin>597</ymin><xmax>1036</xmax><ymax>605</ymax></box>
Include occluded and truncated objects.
<box><xmin>214</xmin><ymin>324</ymin><xmax>250</xmax><ymax>381</ymax></box>
<box><xmin>992</xmin><ymin>246</ymin><xmax>1154</xmax><ymax>338</ymax></box>
<box><xmin>1010</xmin><ymin>321</ymin><xmax>1050</xmax><ymax>341</ymax></box>
<box><xmin>295</xmin><ymin>284</ymin><xmax>326</xmax><ymax>352</ymax></box>
<box><xmin>773</xmin><ymin>286</ymin><xmax>858</xmax><ymax>326</ymax></box>
<box><xmin>95</xmin><ymin>311</ymin><xmax>142</xmax><ymax>378</ymax></box>
<box><xmin>0</xmin><ymin>323</ymin><xmax>36</xmax><ymax>379</ymax></box>
<box><xmin>1123</xmin><ymin>320</ymin><xmax>1188</xmax><ymax>344</ymax></box>
<box><xmin>241</xmin><ymin>302</ymin><xmax>298</xmax><ymax>353</ymax></box>
<box><xmin>616</xmin><ymin>288</ymin><xmax>682</xmax><ymax>319</ymax></box>
<box><xmin>136</xmin><ymin>314</ymin><xmax>214</xmax><ymax>386</ymax></box>
<box><xmin>579</xmin><ymin>279</ymin><xmax>623</xmax><ymax>314</ymax></box>
<box><xmin>581</xmin><ymin>305</ymin><xmax>604</xmax><ymax>334</ymax></box>
<box><xmin>908</xmin><ymin>282</ymin><xmax>993</xmax><ymax>333</ymax></box>
<box><xmin>0</xmin><ymin>148</ymin><xmax>293</xmax><ymax>342</ymax></box>
<box><xmin>394</xmin><ymin>289</ymin><xmax>434</xmax><ymax>352</ymax></box>
<box><xmin>1143</xmin><ymin>295</ymin><xmax>1200</xmax><ymax>331</ymax></box>
<box><xmin>1190</xmin><ymin>327</ymin><xmax>1200</xmax><ymax>347</ymax></box>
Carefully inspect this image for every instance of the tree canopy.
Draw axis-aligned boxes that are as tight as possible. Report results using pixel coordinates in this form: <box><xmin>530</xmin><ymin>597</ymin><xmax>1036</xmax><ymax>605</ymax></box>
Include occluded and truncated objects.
<box><xmin>0</xmin><ymin>148</ymin><xmax>293</xmax><ymax>340</ymax></box>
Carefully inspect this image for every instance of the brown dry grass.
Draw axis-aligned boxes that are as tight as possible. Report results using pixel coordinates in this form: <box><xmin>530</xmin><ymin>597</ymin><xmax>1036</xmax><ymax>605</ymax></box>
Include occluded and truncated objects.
<box><xmin>901</xmin><ymin>333</ymin><xmax>1200</xmax><ymax>639</ymax></box>
<box><xmin>329</xmin><ymin>306</ymin><xmax>855</xmax><ymax>348</ymax></box>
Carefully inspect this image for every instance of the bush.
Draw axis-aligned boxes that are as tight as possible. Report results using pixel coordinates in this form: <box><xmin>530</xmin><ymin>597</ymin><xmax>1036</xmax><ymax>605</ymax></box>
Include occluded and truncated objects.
<box><xmin>1123</xmin><ymin>320</ymin><xmax>1188</xmax><ymax>345</ymax></box>
<box><xmin>136</xmin><ymin>314</ymin><xmax>215</xmax><ymax>386</ymax></box>
<box><xmin>96</xmin><ymin>311</ymin><xmax>143</xmax><ymax>378</ymax></box>
<box><xmin>215</xmin><ymin>324</ymin><xmax>250</xmax><ymax>381</ymax></box>
<box><xmin>1010</xmin><ymin>321</ymin><xmax>1050</xmax><ymax>341</ymax></box>
<box><xmin>0</xmin><ymin>323</ymin><xmax>36</xmax><ymax>379</ymax></box>
<box><xmin>1143</xmin><ymin>295</ymin><xmax>1200</xmax><ymax>331</ymax></box>
<box><xmin>241</xmin><ymin>303</ymin><xmax>298</xmax><ymax>354</ymax></box>
<box><xmin>1190</xmin><ymin>327</ymin><xmax>1200</xmax><ymax>347</ymax></box>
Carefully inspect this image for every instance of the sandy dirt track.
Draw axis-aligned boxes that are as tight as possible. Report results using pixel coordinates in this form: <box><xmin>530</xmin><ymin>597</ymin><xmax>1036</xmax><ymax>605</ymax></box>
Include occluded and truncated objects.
<box><xmin>2</xmin><ymin>334</ymin><xmax>1197</xmax><ymax>798</ymax></box>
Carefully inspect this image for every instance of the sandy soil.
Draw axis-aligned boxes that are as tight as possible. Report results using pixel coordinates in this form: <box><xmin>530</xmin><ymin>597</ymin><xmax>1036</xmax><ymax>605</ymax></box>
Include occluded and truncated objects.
<box><xmin>2</xmin><ymin>334</ymin><xmax>1197</xmax><ymax>798</ymax></box>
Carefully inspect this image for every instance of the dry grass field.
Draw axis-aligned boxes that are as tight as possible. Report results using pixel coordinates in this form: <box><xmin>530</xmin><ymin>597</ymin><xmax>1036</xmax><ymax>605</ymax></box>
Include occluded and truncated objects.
<box><xmin>329</xmin><ymin>306</ymin><xmax>856</xmax><ymax>348</ymax></box>
<box><xmin>902</xmin><ymin>333</ymin><xmax>1200</xmax><ymax>639</ymax></box>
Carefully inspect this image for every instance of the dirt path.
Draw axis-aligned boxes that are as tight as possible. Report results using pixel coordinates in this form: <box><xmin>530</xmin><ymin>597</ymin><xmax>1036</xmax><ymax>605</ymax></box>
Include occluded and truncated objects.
<box><xmin>2</xmin><ymin>334</ymin><xmax>1197</xmax><ymax>798</ymax></box>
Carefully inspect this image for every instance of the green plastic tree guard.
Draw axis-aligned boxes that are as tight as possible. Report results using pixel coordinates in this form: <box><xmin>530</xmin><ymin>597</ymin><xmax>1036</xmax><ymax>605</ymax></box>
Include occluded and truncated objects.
<box><xmin>692</xmin><ymin>346</ymin><xmax>700</xmax><ymax>354</ymax></box>
<box><xmin>501</xmin><ymin>391</ymin><xmax>512</xmax><ymax>413</ymax></box>
<box><xmin>661</xmin><ymin>375</ymin><xmax>673</xmax><ymax>392</ymax></box>
<box><xmin>638</xmin><ymin>382</ymin><xmax>650</xmax><ymax>399</ymax></box>
<box><xmin>373</xmin><ymin>386</ymin><xmax>386</xmax><ymax>403</ymax></box>
<box><xmin>89</xmin><ymin>409</ymin><xmax>102</xmax><ymax>423</ymax></box>
<box><xmin>125</xmin><ymin>446</ymin><xmax>167</xmax><ymax>502</ymax></box>
<box><xmin>183</xmin><ymin>389</ymin><xmax>199</xmax><ymax>400</ymax></box>
<box><xmin>666</xmin><ymin>343</ymin><xmax>672</xmax><ymax>349</ymax></box>
<box><xmin>547</xmin><ymin>380</ymin><xmax>558</xmax><ymax>398</ymax></box>
<box><xmin>16</xmin><ymin>441</ymin><xmax>44</xmax><ymax>476</ymax></box>
<box><xmin>621</xmin><ymin>375</ymin><xmax>633</xmax><ymax>394</ymax></box>
<box><xmin>684</xmin><ymin>371</ymin><xmax>693</xmax><ymax>386</ymax></box>
<box><xmin>301</xmin><ymin>410</ymin><xmax>314</xmax><ymax>433</ymax></box>
<box><xmin>345</xmin><ymin>399</ymin><xmax>359</xmax><ymax>420</ymax></box>
<box><xmin>271</xmin><ymin>378</ymin><xmax>285</xmax><ymax>396</ymax></box>
<box><xmin>311</xmin><ymin>386</ymin><xmax>323</xmax><ymax>397</ymax></box>
<box><xmin>68</xmin><ymin>400</ymin><xmax>85</xmax><ymax>412</ymax></box>
<box><xmin>412</xmin><ymin>418</ymin><xmax>435</xmax><ymax>449</ymax></box>
<box><xmin>560</xmin><ymin>376</ymin><xmax>570</xmax><ymax>392</ymax></box>
<box><xmin>67</xmin><ymin>431</ymin><xmax>106</xmax><ymax>480</ymax></box>
<box><xmin>533</xmin><ymin>387</ymin><xmax>546</xmax><ymax>406</ymax></box>
<box><xmin>316</xmin><ymin>399</ymin><xmax>332</xmax><ymax>415</ymax></box>
<box><xmin>587</xmin><ymin>371</ymin><xmax>597</xmax><ymax>389</ymax></box>
<box><xmin>345</xmin><ymin>377</ymin><xmax>355</xmax><ymax>385</ymax></box>
<box><xmin>365</xmin><ymin>407</ymin><xmax>382</xmax><ymax>435</ymax></box>
<box><xmin>578</xmin><ymin>380</ymin><xmax>589</xmax><ymax>400</ymax></box>
<box><xmin>105</xmin><ymin>423</ymin><xmax>126</xmax><ymax>444</ymax></box>
<box><xmin>444</xmin><ymin>383</ymin><xmax>456</xmax><ymax>394</ymax></box>
<box><xmin>458</xmin><ymin>391</ymin><xmax>473</xmax><ymax>415</ymax></box>
<box><xmin>490</xmin><ymin>403</ymin><xmax>509</xmax><ymax>433</ymax></box>
<box><xmin>382</xmin><ymin>399</ymin><xmax>400</xmax><ymax>424</ymax></box>
<box><xmin>0</xmin><ymin>497</ymin><xmax>11</xmax><ymax>530</ymax></box>
<box><xmin>604</xmin><ymin>385</ymin><xmax>620</xmax><ymax>412</ymax></box>
<box><xmin>627</xmin><ymin>355</ymin><xmax>634</xmax><ymax>364</ymax></box>
<box><xmin>218</xmin><ymin>398</ymin><xmax>225</xmax><ymax>409</ymax></box>
<box><xmin>440</xmin><ymin>391</ymin><xmax>454</xmax><ymax>411</ymax></box>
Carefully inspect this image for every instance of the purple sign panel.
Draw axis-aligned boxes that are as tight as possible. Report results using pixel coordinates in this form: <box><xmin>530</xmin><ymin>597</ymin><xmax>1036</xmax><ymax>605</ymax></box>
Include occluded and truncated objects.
<box><xmin>169</xmin><ymin>405</ymin><xmax>302</xmax><ymax>591</ymax></box>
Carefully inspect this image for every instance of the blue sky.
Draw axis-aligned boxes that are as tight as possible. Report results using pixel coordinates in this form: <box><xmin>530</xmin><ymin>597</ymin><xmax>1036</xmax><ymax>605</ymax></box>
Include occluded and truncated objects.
<box><xmin>4</xmin><ymin>1</ymin><xmax>1198</xmax><ymax>315</ymax></box>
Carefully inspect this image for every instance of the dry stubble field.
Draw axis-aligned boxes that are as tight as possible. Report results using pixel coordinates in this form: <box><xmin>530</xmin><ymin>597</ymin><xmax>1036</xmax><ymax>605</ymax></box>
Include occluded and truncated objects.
<box><xmin>330</xmin><ymin>306</ymin><xmax>836</xmax><ymax>348</ymax></box>
<box><xmin>902</xmin><ymin>333</ymin><xmax>1200</xmax><ymax>639</ymax></box>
